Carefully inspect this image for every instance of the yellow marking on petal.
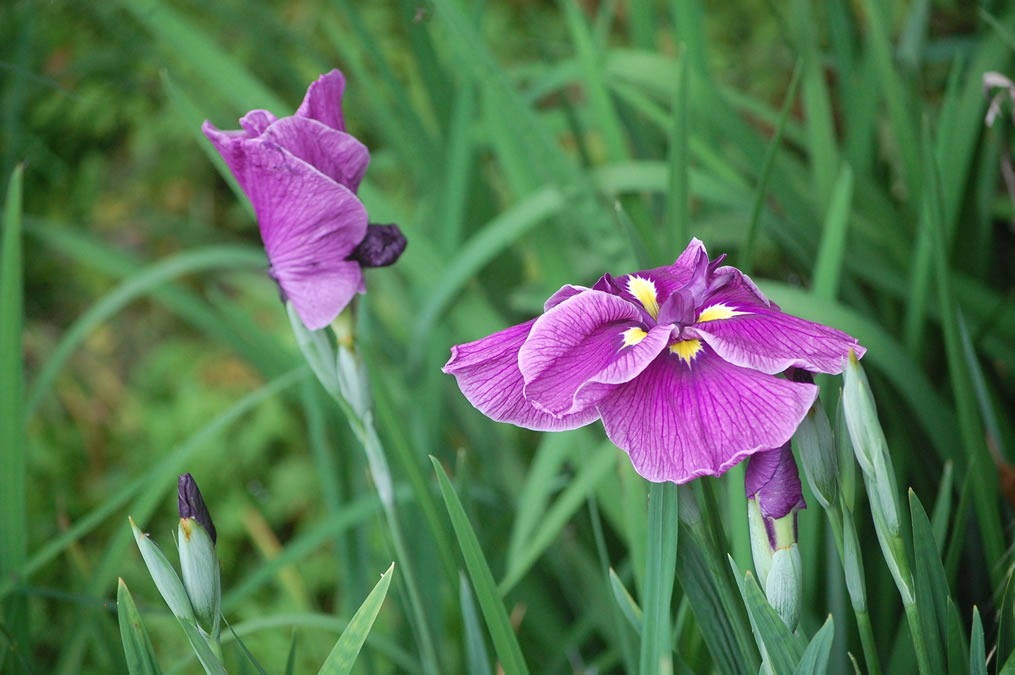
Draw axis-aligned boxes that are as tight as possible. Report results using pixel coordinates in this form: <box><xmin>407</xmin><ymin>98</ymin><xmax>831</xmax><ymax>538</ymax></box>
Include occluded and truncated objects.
<box><xmin>696</xmin><ymin>303</ymin><xmax>748</xmax><ymax>323</ymax></box>
<box><xmin>621</xmin><ymin>327</ymin><xmax>648</xmax><ymax>347</ymax></box>
<box><xmin>669</xmin><ymin>338</ymin><xmax>703</xmax><ymax>364</ymax></box>
<box><xmin>626</xmin><ymin>276</ymin><xmax>660</xmax><ymax>319</ymax></box>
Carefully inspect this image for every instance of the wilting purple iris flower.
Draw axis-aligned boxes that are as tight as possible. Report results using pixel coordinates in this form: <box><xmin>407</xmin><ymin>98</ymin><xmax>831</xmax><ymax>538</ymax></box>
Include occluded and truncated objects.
<box><xmin>203</xmin><ymin>70</ymin><xmax>406</xmax><ymax>331</ymax></box>
<box><xmin>443</xmin><ymin>239</ymin><xmax>865</xmax><ymax>483</ymax></box>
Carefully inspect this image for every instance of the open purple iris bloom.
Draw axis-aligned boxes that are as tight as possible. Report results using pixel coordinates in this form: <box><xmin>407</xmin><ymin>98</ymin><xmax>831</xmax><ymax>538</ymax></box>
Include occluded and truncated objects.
<box><xmin>203</xmin><ymin>70</ymin><xmax>406</xmax><ymax>331</ymax></box>
<box><xmin>443</xmin><ymin>239</ymin><xmax>865</xmax><ymax>483</ymax></box>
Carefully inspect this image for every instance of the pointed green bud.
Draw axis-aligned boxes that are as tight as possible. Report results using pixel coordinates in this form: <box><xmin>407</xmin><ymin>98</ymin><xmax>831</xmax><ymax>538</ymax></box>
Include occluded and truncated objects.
<box><xmin>765</xmin><ymin>544</ymin><xmax>802</xmax><ymax>630</ymax></box>
<box><xmin>129</xmin><ymin>516</ymin><xmax>196</xmax><ymax>622</ymax></box>
<box><xmin>177</xmin><ymin>474</ymin><xmax>221</xmax><ymax>636</ymax></box>
<box><xmin>178</xmin><ymin>517</ymin><xmax>221</xmax><ymax>637</ymax></box>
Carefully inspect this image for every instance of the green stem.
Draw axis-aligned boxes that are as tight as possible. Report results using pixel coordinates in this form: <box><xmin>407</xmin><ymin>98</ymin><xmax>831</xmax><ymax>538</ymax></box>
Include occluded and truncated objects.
<box><xmin>357</xmin><ymin>420</ymin><xmax>442</xmax><ymax>675</ymax></box>
<box><xmin>825</xmin><ymin>506</ymin><xmax>882</xmax><ymax>675</ymax></box>
<box><xmin>639</xmin><ymin>482</ymin><xmax>678</xmax><ymax>675</ymax></box>
<box><xmin>904</xmin><ymin>600</ymin><xmax>934</xmax><ymax>675</ymax></box>
<box><xmin>855</xmin><ymin>610</ymin><xmax>881</xmax><ymax>675</ymax></box>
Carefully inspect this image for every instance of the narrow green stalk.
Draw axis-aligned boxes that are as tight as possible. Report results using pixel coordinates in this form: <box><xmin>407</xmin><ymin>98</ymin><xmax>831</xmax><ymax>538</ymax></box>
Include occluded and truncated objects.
<box><xmin>825</xmin><ymin>504</ymin><xmax>882</xmax><ymax>675</ymax></box>
<box><xmin>352</xmin><ymin>416</ymin><xmax>442</xmax><ymax>675</ymax></box>
<box><xmin>740</xmin><ymin>59</ymin><xmax>803</xmax><ymax>275</ymax></box>
<box><xmin>904</xmin><ymin>601</ymin><xmax>934</xmax><ymax>675</ymax></box>
<box><xmin>0</xmin><ymin>165</ymin><xmax>28</xmax><ymax>673</ymax></box>
<box><xmin>639</xmin><ymin>482</ymin><xmax>678</xmax><ymax>675</ymax></box>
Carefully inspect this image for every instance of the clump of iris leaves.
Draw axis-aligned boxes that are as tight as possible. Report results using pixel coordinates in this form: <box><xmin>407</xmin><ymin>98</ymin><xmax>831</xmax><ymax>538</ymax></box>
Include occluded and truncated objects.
<box><xmin>3</xmin><ymin>1</ymin><xmax>1015</xmax><ymax>674</ymax></box>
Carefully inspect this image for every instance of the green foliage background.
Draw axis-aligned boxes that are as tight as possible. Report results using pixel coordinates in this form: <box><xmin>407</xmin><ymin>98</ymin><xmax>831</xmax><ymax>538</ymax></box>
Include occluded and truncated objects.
<box><xmin>2</xmin><ymin>0</ymin><xmax>1014</xmax><ymax>672</ymax></box>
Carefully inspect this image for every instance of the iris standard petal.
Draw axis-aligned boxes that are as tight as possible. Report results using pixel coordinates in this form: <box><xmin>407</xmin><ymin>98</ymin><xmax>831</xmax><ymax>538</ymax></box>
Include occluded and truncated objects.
<box><xmin>259</xmin><ymin>116</ymin><xmax>369</xmax><ymax>192</ymax></box>
<box><xmin>202</xmin><ymin>122</ymin><xmax>255</xmax><ymax>193</ymax></box>
<box><xmin>228</xmin><ymin>140</ymin><xmax>368</xmax><ymax>330</ymax></box>
<box><xmin>295</xmin><ymin>69</ymin><xmax>348</xmax><ymax>132</ymax></box>
<box><xmin>240</xmin><ymin>110</ymin><xmax>278</xmax><ymax>137</ymax></box>
<box><xmin>520</xmin><ymin>291</ymin><xmax>670</xmax><ymax>417</ymax></box>
<box><xmin>597</xmin><ymin>346</ymin><xmax>818</xmax><ymax>483</ymax></box>
<box><xmin>607</xmin><ymin>238</ymin><xmax>710</xmax><ymax>314</ymax></box>
<box><xmin>684</xmin><ymin>266</ymin><xmax>864</xmax><ymax>374</ymax></box>
<box><xmin>443</xmin><ymin>320</ymin><xmax>602</xmax><ymax>431</ymax></box>
<box><xmin>543</xmin><ymin>284</ymin><xmax>589</xmax><ymax>311</ymax></box>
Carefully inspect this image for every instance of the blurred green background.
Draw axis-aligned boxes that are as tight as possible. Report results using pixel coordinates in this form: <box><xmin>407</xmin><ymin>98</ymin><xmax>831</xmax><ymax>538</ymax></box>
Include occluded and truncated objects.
<box><xmin>2</xmin><ymin>0</ymin><xmax>1015</xmax><ymax>672</ymax></box>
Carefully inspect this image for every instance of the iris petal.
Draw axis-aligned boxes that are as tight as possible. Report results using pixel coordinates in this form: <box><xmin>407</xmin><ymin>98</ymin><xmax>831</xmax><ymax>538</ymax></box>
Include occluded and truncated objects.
<box><xmin>597</xmin><ymin>345</ymin><xmax>818</xmax><ymax>483</ymax></box>
<box><xmin>443</xmin><ymin>320</ymin><xmax>602</xmax><ymax>431</ymax></box>
<box><xmin>294</xmin><ymin>69</ymin><xmax>348</xmax><ymax>132</ymax></box>
<box><xmin>519</xmin><ymin>291</ymin><xmax>669</xmax><ymax>417</ymax></box>
<box><xmin>685</xmin><ymin>267</ymin><xmax>864</xmax><ymax>374</ymax></box>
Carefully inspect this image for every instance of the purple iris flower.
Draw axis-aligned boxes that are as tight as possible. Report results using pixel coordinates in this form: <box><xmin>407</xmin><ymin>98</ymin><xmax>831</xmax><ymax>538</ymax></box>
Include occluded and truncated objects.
<box><xmin>443</xmin><ymin>239</ymin><xmax>865</xmax><ymax>483</ymax></box>
<box><xmin>203</xmin><ymin>70</ymin><xmax>406</xmax><ymax>331</ymax></box>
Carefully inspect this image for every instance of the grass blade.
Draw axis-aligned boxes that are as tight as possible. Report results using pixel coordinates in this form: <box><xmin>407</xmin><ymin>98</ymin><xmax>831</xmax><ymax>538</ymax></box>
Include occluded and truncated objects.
<box><xmin>665</xmin><ymin>54</ymin><xmax>690</xmax><ymax>256</ymax></box>
<box><xmin>115</xmin><ymin>0</ymin><xmax>286</xmax><ymax>113</ymax></box>
<box><xmin>0</xmin><ymin>165</ymin><xmax>28</xmax><ymax>670</ymax></box>
<box><xmin>970</xmin><ymin>607</ymin><xmax>986</xmax><ymax>675</ymax></box>
<box><xmin>116</xmin><ymin>579</ymin><xmax>162</xmax><ymax>675</ymax></box>
<box><xmin>500</xmin><ymin>441</ymin><xmax>615</xmax><ymax>593</ymax></box>
<box><xmin>740</xmin><ymin>59</ymin><xmax>803</xmax><ymax>274</ymax></box>
<box><xmin>430</xmin><ymin>456</ymin><xmax>529</xmax><ymax>675</ymax></box>
<box><xmin>729</xmin><ymin>556</ymin><xmax>806</xmax><ymax>673</ymax></box>
<box><xmin>812</xmin><ymin>164</ymin><xmax>854</xmax><ymax>300</ymax></box>
<box><xmin>793</xmin><ymin>615</ymin><xmax>834</xmax><ymax>675</ymax></box>
<box><xmin>459</xmin><ymin>573</ymin><xmax>493</xmax><ymax>675</ymax></box>
<box><xmin>317</xmin><ymin>563</ymin><xmax>394</xmax><ymax>675</ymax></box>
<box><xmin>921</xmin><ymin>120</ymin><xmax>1004</xmax><ymax>588</ymax></box>
<box><xmin>908</xmin><ymin>490</ymin><xmax>949</xmax><ymax>675</ymax></box>
<box><xmin>609</xmin><ymin>568</ymin><xmax>644</xmax><ymax>634</ymax></box>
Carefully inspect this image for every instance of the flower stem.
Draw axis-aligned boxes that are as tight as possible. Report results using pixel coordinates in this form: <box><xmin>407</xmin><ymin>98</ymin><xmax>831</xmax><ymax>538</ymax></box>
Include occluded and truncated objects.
<box><xmin>357</xmin><ymin>417</ymin><xmax>442</xmax><ymax>675</ymax></box>
<box><xmin>639</xmin><ymin>481</ymin><xmax>678</xmax><ymax>675</ymax></box>
<box><xmin>825</xmin><ymin>505</ymin><xmax>882</xmax><ymax>675</ymax></box>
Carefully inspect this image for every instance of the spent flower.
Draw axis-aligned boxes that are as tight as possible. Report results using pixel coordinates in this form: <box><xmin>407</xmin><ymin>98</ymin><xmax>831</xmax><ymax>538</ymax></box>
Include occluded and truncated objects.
<box><xmin>203</xmin><ymin>70</ymin><xmax>406</xmax><ymax>331</ymax></box>
<box><xmin>444</xmin><ymin>238</ymin><xmax>865</xmax><ymax>483</ymax></box>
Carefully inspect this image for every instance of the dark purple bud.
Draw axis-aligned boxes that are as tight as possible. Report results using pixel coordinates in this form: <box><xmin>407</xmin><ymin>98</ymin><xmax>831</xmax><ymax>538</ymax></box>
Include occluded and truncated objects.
<box><xmin>178</xmin><ymin>474</ymin><xmax>217</xmax><ymax>545</ymax></box>
<box><xmin>785</xmin><ymin>367</ymin><xmax>815</xmax><ymax>385</ymax></box>
<box><xmin>745</xmin><ymin>443</ymin><xmax>806</xmax><ymax>521</ymax></box>
<box><xmin>347</xmin><ymin>223</ymin><xmax>407</xmax><ymax>268</ymax></box>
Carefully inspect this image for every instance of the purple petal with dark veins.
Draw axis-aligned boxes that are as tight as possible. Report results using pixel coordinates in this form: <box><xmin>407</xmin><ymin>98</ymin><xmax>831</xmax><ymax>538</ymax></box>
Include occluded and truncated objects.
<box><xmin>519</xmin><ymin>291</ymin><xmax>669</xmax><ymax>417</ymax></box>
<box><xmin>682</xmin><ymin>265</ymin><xmax>864</xmax><ymax>374</ymax></box>
<box><xmin>443</xmin><ymin>321</ymin><xmax>602</xmax><ymax>431</ymax></box>
<box><xmin>258</xmin><ymin>116</ymin><xmax>369</xmax><ymax>192</ymax></box>
<box><xmin>240</xmin><ymin>110</ymin><xmax>278</xmax><ymax>137</ymax></box>
<box><xmin>544</xmin><ymin>284</ymin><xmax>589</xmax><ymax>311</ymax></box>
<box><xmin>745</xmin><ymin>443</ymin><xmax>806</xmax><ymax>520</ymax></box>
<box><xmin>295</xmin><ymin>69</ymin><xmax>348</xmax><ymax>132</ymax></box>
<box><xmin>202</xmin><ymin>124</ymin><xmax>368</xmax><ymax>330</ymax></box>
<box><xmin>597</xmin><ymin>345</ymin><xmax>818</xmax><ymax>483</ymax></box>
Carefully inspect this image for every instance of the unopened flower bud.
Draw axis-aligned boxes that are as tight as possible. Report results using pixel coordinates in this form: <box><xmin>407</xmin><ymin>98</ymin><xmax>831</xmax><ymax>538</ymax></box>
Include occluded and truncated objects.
<box><xmin>745</xmin><ymin>443</ymin><xmax>806</xmax><ymax>628</ymax></box>
<box><xmin>177</xmin><ymin>474</ymin><xmax>221</xmax><ymax>636</ymax></box>
<box><xmin>178</xmin><ymin>473</ymin><xmax>216</xmax><ymax>545</ymax></box>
